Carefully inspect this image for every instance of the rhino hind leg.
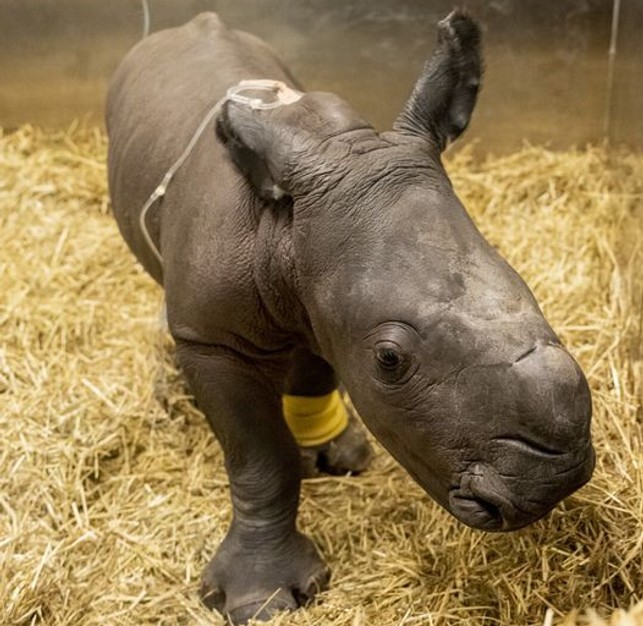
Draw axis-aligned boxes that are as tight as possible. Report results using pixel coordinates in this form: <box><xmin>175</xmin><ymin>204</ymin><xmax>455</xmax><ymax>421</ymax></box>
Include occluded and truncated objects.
<box><xmin>284</xmin><ymin>347</ymin><xmax>373</xmax><ymax>477</ymax></box>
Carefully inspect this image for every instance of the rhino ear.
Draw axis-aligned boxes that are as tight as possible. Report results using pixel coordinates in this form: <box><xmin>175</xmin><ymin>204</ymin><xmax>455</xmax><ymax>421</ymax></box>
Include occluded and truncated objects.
<box><xmin>216</xmin><ymin>99</ymin><xmax>291</xmax><ymax>201</ymax></box>
<box><xmin>394</xmin><ymin>10</ymin><xmax>482</xmax><ymax>151</ymax></box>
<box><xmin>217</xmin><ymin>89</ymin><xmax>372</xmax><ymax>200</ymax></box>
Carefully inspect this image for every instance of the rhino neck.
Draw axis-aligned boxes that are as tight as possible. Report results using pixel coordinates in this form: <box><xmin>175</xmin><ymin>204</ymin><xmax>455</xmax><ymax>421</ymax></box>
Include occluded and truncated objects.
<box><xmin>286</xmin><ymin>141</ymin><xmax>447</xmax><ymax>361</ymax></box>
<box><xmin>251</xmin><ymin>197</ymin><xmax>325</xmax><ymax>353</ymax></box>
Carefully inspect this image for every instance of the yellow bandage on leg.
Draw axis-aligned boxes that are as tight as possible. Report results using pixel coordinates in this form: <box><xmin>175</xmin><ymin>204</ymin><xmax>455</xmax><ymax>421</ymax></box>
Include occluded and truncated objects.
<box><xmin>282</xmin><ymin>390</ymin><xmax>349</xmax><ymax>447</ymax></box>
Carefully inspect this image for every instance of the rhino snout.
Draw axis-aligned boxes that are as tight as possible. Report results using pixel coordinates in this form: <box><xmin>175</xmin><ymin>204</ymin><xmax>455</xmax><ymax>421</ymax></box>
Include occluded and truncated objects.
<box><xmin>510</xmin><ymin>342</ymin><xmax>593</xmax><ymax>448</ymax></box>
<box><xmin>446</xmin><ymin>343</ymin><xmax>595</xmax><ymax>531</ymax></box>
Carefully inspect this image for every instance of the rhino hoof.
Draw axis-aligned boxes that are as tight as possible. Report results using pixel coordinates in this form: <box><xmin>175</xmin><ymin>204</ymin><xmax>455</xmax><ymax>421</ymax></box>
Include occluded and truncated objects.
<box><xmin>200</xmin><ymin>530</ymin><xmax>329</xmax><ymax>625</ymax></box>
<box><xmin>223</xmin><ymin>589</ymin><xmax>297</xmax><ymax>625</ymax></box>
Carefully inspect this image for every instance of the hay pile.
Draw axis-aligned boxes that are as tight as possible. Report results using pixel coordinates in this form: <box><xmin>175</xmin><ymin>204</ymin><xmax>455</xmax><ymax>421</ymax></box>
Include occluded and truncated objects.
<box><xmin>1</xmin><ymin>125</ymin><xmax>641</xmax><ymax>626</ymax></box>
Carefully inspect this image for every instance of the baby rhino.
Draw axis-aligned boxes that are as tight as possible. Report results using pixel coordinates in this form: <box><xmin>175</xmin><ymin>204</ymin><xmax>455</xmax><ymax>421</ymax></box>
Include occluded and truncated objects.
<box><xmin>106</xmin><ymin>10</ymin><xmax>594</xmax><ymax>624</ymax></box>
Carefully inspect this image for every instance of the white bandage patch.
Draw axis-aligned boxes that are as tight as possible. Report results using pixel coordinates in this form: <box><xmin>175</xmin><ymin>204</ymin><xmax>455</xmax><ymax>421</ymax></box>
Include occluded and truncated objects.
<box><xmin>226</xmin><ymin>79</ymin><xmax>303</xmax><ymax>110</ymax></box>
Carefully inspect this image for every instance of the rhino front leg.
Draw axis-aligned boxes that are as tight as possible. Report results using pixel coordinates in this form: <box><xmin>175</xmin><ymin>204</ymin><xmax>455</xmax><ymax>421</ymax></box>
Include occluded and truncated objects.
<box><xmin>175</xmin><ymin>340</ymin><xmax>329</xmax><ymax>625</ymax></box>
<box><xmin>284</xmin><ymin>347</ymin><xmax>373</xmax><ymax>477</ymax></box>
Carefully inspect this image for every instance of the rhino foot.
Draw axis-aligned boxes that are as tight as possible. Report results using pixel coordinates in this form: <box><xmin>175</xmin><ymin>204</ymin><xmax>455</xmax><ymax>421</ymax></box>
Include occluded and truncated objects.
<box><xmin>300</xmin><ymin>409</ymin><xmax>373</xmax><ymax>478</ymax></box>
<box><xmin>201</xmin><ymin>528</ymin><xmax>329</xmax><ymax>625</ymax></box>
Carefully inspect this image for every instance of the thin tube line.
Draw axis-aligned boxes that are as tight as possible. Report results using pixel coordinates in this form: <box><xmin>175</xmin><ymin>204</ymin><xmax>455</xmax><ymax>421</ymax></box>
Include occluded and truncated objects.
<box><xmin>603</xmin><ymin>0</ymin><xmax>622</xmax><ymax>141</ymax></box>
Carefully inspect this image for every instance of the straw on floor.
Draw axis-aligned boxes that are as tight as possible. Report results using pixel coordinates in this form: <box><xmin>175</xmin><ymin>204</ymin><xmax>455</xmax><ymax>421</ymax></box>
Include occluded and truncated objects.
<box><xmin>0</xmin><ymin>125</ymin><xmax>641</xmax><ymax>626</ymax></box>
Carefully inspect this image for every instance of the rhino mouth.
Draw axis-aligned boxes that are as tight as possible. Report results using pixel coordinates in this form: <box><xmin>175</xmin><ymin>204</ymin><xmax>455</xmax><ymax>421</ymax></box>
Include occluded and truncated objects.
<box><xmin>448</xmin><ymin>461</ymin><xmax>536</xmax><ymax>532</ymax></box>
<box><xmin>398</xmin><ymin>451</ymin><xmax>531</xmax><ymax>531</ymax></box>
<box><xmin>447</xmin><ymin>442</ymin><xmax>595</xmax><ymax>532</ymax></box>
<box><xmin>448</xmin><ymin>492</ymin><xmax>505</xmax><ymax>530</ymax></box>
<box><xmin>447</xmin><ymin>481</ymin><xmax>550</xmax><ymax>532</ymax></box>
<box><xmin>372</xmin><ymin>418</ymin><xmax>593</xmax><ymax>533</ymax></box>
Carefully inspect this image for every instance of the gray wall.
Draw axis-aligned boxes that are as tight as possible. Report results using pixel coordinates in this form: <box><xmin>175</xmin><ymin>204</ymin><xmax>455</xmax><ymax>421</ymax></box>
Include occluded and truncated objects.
<box><xmin>0</xmin><ymin>0</ymin><xmax>640</xmax><ymax>152</ymax></box>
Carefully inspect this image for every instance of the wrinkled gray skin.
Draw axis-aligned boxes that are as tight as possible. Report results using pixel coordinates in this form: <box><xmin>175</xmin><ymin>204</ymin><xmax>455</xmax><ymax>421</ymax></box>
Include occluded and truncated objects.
<box><xmin>106</xmin><ymin>11</ymin><xmax>594</xmax><ymax>624</ymax></box>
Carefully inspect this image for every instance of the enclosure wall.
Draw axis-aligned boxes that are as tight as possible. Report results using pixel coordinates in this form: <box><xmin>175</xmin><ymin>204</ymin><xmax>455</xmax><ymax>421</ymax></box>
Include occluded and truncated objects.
<box><xmin>1</xmin><ymin>0</ymin><xmax>641</xmax><ymax>152</ymax></box>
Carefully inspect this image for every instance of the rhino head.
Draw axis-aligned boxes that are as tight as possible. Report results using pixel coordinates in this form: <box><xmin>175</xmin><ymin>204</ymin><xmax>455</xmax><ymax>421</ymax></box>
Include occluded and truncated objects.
<box><xmin>218</xmin><ymin>10</ymin><xmax>594</xmax><ymax>531</ymax></box>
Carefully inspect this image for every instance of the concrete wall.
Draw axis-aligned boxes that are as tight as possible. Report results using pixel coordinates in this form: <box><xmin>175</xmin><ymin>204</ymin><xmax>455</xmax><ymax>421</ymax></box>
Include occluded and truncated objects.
<box><xmin>0</xmin><ymin>0</ymin><xmax>640</xmax><ymax>152</ymax></box>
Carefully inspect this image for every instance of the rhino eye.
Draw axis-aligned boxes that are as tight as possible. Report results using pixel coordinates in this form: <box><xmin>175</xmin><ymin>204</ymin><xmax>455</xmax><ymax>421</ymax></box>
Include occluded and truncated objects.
<box><xmin>373</xmin><ymin>341</ymin><xmax>415</xmax><ymax>385</ymax></box>
<box><xmin>376</xmin><ymin>344</ymin><xmax>402</xmax><ymax>370</ymax></box>
<box><xmin>368</xmin><ymin>323</ymin><xmax>420</xmax><ymax>386</ymax></box>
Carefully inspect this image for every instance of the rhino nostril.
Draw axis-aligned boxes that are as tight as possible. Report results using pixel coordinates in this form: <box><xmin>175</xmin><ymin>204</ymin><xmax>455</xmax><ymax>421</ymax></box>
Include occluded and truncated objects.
<box><xmin>514</xmin><ymin>345</ymin><xmax>538</xmax><ymax>363</ymax></box>
<box><xmin>492</xmin><ymin>435</ymin><xmax>565</xmax><ymax>458</ymax></box>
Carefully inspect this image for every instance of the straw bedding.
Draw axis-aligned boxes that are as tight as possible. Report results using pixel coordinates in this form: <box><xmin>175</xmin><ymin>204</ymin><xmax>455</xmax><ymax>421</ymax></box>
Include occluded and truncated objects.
<box><xmin>0</xmin><ymin>125</ymin><xmax>641</xmax><ymax>626</ymax></box>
